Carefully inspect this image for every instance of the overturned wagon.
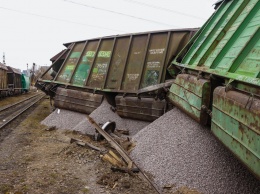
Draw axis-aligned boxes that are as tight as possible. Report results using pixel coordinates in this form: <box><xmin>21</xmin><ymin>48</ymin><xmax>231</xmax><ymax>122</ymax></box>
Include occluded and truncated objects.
<box><xmin>168</xmin><ymin>0</ymin><xmax>260</xmax><ymax>179</ymax></box>
<box><xmin>37</xmin><ymin>28</ymin><xmax>197</xmax><ymax>121</ymax></box>
<box><xmin>37</xmin><ymin>0</ymin><xmax>260</xmax><ymax>180</ymax></box>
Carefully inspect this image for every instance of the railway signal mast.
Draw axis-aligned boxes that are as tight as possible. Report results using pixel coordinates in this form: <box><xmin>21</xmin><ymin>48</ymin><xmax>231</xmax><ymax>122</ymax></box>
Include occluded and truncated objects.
<box><xmin>30</xmin><ymin>63</ymin><xmax>35</xmax><ymax>86</ymax></box>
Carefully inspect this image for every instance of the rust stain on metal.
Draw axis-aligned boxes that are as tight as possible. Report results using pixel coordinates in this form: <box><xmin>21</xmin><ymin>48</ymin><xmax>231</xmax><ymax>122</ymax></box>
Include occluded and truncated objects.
<box><xmin>168</xmin><ymin>74</ymin><xmax>211</xmax><ymax>125</ymax></box>
<box><xmin>54</xmin><ymin>87</ymin><xmax>103</xmax><ymax>114</ymax></box>
<box><xmin>115</xmin><ymin>96</ymin><xmax>166</xmax><ymax>121</ymax></box>
<box><xmin>212</xmin><ymin>86</ymin><xmax>260</xmax><ymax>179</ymax></box>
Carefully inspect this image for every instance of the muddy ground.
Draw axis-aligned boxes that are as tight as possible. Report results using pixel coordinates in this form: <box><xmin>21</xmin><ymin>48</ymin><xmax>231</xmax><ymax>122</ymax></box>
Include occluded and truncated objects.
<box><xmin>0</xmin><ymin>94</ymin><xmax>200</xmax><ymax>194</ymax></box>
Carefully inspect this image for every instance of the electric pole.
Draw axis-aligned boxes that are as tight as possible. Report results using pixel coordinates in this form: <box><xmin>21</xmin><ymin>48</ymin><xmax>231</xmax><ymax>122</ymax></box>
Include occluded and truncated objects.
<box><xmin>3</xmin><ymin>52</ymin><xmax>5</xmax><ymax>65</ymax></box>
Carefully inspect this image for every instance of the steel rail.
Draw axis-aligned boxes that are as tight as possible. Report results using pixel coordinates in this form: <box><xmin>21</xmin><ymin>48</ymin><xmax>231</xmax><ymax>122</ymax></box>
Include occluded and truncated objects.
<box><xmin>0</xmin><ymin>94</ymin><xmax>46</xmax><ymax>129</ymax></box>
<box><xmin>0</xmin><ymin>93</ymin><xmax>42</xmax><ymax>112</ymax></box>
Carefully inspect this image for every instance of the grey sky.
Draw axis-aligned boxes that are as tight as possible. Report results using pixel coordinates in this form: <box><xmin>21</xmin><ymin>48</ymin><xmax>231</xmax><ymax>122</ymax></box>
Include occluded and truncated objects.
<box><xmin>0</xmin><ymin>0</ymin><xmax>216</xmax><ymax>71</ymax></box>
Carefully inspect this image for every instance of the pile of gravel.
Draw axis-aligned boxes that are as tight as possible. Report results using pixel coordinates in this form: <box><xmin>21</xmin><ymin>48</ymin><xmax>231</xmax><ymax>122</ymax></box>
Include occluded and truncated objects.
<box><xmin>41</xmin><ymin>98</ymin><xmax>150</xmax><ymax>136</ymax></box>
<box><xmin>73</xmin><ymin>98</ymin><xmax>150</xmax><ymax>136</ymax></box>
<box><xmin>41</xmin><ymin>108</ymin><xmax>86</xmax><ymax>130</ymax></box>
<box><xmin>130</xmin><ymin>108</ymin><xmax>260</xmax><ymax>194</ymax></box>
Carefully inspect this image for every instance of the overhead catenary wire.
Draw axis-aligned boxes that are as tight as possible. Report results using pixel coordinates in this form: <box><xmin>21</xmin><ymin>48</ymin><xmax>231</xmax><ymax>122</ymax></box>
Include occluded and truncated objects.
<box><xmin>0</xmin><ymin>6</ymin><xmax>126</xmax><ymax>33</ymax></box>
<box><xmin>63</xmin><ymin>0</ymin><xmax>179</xmax><ymax>27</ymax></box>
<box><xmin>121</xmin><ymin>0</ymin><xmax>207</xmax><ymax>21</ymax></box>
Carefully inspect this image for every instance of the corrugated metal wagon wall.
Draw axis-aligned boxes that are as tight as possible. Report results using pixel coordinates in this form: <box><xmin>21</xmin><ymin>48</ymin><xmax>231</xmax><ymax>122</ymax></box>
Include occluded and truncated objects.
<box><xmin>37</xmin><ymin>29</ymin><xmax>197</xmax><ymax>121</ymax></box>
<box><xmin>168</xmin><ymin>0</ymin><xmax>260</xmax><ymax>179</ymax></box>
<box><xmin>50</xmin><ymin>29</ymin><xmax>196</xmax><ymax>92</ymax></box>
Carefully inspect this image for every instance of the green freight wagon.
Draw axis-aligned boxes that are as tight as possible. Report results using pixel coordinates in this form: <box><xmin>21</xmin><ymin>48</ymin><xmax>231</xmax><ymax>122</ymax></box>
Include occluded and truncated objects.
<box><xmin>168</xmin><ymin>0</ymin><xmax>259</xmax><ymax>179</ymax></box>
<box><xmin>37</xmin><ymin>28</ymin><xmax>197</xmax><ymax>121</ymax></box>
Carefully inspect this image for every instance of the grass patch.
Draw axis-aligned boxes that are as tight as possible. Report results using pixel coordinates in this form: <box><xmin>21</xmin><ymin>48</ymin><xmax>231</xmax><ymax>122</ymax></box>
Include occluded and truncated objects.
<box><xmin>0</xmin><ymin>184</ymin><xmax>14</xmax><ymax>193</ymax></box>
<box><xmin>22</xmin><ymin>184</ymin><xmax>29</xmax><ymax>192</ymax></box>
<box><xmin>20</xmin><ymin>99</ymin><xmax>51</xmax><ymax>130</ymax></box>
<box><xmin>82</xmin><ymin>187</ymin><xmax>89</xmax><ymax>193</ymax></box>
<box><xmin>50</xmin><ymin>173</ymin><xmax>59</xmax><ymax>179</ymax></box>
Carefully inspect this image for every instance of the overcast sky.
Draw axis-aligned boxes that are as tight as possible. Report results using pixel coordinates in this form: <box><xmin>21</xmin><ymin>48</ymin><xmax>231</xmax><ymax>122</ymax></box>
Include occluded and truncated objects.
<box><xmin>0</xmin><ymin>0</ymin><xmax>216</xmax><ymax>71</ymax></box>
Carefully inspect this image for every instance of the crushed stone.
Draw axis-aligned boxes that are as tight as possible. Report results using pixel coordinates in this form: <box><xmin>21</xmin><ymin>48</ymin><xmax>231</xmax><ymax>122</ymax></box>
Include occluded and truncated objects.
<box><xmin>130</xmin><ymin>108</ymin><xmax>260</xmax><ymax>194</ymax></box>
<box><xmin>41</xmin><ymin>98</ymin><xmax>150</xmax><ymax>137</ymax></box>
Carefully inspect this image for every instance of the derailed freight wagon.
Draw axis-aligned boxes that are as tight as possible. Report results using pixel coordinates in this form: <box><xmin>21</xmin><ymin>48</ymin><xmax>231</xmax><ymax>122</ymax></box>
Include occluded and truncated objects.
<box><xmin>37</xmin><ymin>28</ymin><xmax>197</xmax><ymax>121</ymax></box>
<box><xmin>168</xmin><ymin>0</ymin><xmax>260</xmax><ymax>179</ymax></box>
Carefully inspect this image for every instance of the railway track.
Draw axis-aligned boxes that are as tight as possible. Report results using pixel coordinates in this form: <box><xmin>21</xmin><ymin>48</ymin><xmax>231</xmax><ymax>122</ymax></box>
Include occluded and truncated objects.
<box><xmin>0</xmin><ymin>93</ymin><xmax>46</xmax><ymax>129</ymax></box>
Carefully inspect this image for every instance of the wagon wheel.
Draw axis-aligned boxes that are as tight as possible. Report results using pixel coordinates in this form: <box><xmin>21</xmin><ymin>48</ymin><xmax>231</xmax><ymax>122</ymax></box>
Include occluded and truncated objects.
<box><xmin>8</xmin><ymin>90</ymin><xmax>14</xmax><ymax>96</ymax></box>
<box><xmin>96</xmin><ymin>121</ymin><xmax>116</xmax><ymax>141</ymax></box>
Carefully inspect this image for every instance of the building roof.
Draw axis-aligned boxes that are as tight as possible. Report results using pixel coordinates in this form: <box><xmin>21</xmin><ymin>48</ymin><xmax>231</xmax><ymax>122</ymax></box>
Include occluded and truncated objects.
<box><xmin>7</xmin><ymin>66</ymin><xmax>22</xmax><ymax>75</ymax></box>
<box><xmin>0</xmin><ymin>62</ymin><xmax>8</xmax><ymax>70</ymax></box>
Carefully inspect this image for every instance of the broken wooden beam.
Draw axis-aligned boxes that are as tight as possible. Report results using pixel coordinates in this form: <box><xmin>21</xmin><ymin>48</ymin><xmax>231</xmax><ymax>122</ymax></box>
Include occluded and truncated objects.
<box><xmin>108</xmin><ymin>150</ymin><xmax>125</xmax><ymax>166</ymax></box>
<box><xmin>101</xmin><ymin>154</ymin><xmax>124</xmax><ymax>167</ymax></box>
<box><xmin>87</xmin><ymin>116</ymin><xmax>132</xmax><ymax>165</ymax></box>
<box><xmin>116</xmin><ymin>129</ymin><xmax>129</xmax><ymax>135</ymax></box>
<box><xmin>86</xmin><ymin>116</ymin><xmax>161</xmax><ymax>194</ymax></box>
<box><xmin>70</xmin><ymin>138</ymin><xmax>104</xmax><ymax>152</ymax></box>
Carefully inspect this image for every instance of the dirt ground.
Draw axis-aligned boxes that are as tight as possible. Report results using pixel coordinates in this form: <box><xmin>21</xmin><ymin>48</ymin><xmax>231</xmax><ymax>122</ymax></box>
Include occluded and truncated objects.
<box><xmin>0</xmin><ymin>95</ymin><xmax>200</xmax><ymax>194</ymax></box>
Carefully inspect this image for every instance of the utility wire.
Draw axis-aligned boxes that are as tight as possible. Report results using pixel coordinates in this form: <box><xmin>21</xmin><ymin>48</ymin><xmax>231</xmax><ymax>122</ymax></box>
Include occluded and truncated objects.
<box><xmin>121</xmin><ymin>0</ymin><xmax>207</xmax><ymax>21</ymax></box>
<box><xmin>63</xmin><ymin>0</ymin><xmax>178</xmax><ymax>27</ymax></box>
<box><xmin>0</xmin><ymin>6</ymin><xmax>126</xmax><ymax>33</ymax></box>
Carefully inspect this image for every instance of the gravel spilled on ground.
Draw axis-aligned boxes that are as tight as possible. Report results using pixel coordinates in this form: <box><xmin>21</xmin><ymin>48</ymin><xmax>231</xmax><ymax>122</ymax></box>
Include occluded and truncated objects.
<box><xmin>41</xmin><ymin>99</ymin><xmax>260</xmax><ymax>193</ymax></box>
<box><xmin>41</xmin><ymin>108</ymin><xmax>86</xmax><ymax>130</ymax></box>
<box><xmin>130</xmin><ymin>108</ymin><xmax>260</xmax><ymax>194</ymax></box>
<box><xmin>41</xmin><ymin>98</ymin><xmax>150</xmax><ymax>136</ymax></box>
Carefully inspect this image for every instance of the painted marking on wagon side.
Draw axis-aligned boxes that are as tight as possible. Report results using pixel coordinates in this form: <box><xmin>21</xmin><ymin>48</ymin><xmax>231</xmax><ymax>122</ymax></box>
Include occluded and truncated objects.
<box><xmin>127</xmin><ymin>74</ymin><xmax>139</xmax><ymax>81</ymax></box>
<box><xmin>149</xmin><ymin>48</ymin><xmax>165</xmax><ymax>54</ymax></box>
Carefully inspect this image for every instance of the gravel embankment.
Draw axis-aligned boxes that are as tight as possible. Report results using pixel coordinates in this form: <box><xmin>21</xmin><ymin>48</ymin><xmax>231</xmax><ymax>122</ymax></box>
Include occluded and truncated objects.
<box><xmin>130</xmin><ymin>108</ymin><xmax>260</xmax><ymax>194</ymax></box>
<box><xmin>41</xmin><ymin>99</ymin><xmax>150</xmax><ymax>136</ymax></box>
<box><xmin>41</xmin><ymin>108</ymin><xmax>86</xmax><ymax>130</ymax></box>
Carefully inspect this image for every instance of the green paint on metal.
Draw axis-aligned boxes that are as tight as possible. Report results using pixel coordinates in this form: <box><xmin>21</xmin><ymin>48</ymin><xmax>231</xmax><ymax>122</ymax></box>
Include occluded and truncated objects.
<box><xmin>176</xmin><ymin>64</ymin><xmax>260</xmax><ymax>86</ymax></box>
<box><xmin>97</xmin><ymin>51</ymin><xmax>111</xmax><ymax>58</ymax></box>
<box><xmin>87</xmin><ymin>39</ymin><xmax>114</xmax><ymax>89</ymax></box>
<box><xmin>168</xmin><ymin>86</ymin><xmax>201</xmax><ymax>120</ymax></box>
<box><xmin>21</xmin><ymin>74</ymin><xmax>30</xmax><ymax>91</ymax></box>
<box><xmin>92</xmin><ymin>68</ymin><xmax>98</xmax><ymax>73</ymax></box>
<box><xmin>168</xmin><ymin>74</ymin><xmax>211</xmax><ymax>125</ymax></box>
<box><xmin>231</xmin><ymin>29</ymin><xmax>260</xmax><ymax>76</ymax></box>
<box><xmin>211</xmin><ymin>0</ymin><xmax>259</xmax><ymax>70</ymax></box>
<box><xmin>170</xmin><ymin>0</ymin><xmax>260</xmax><ymax>87</ymax></box>
<box><xmin>181</xmin><ymin>0</ymin><xmax>233</xmax><ymax>65</ymax></box>
<box><xmin>196</xmin><ymin>0</ymin><xmax>249</xmax><ymax>66</ymax></box>
<box><xmin>56</xmin><ymin>43</ymin><xmax>85</xmax><ymax>83</ymax></box>
<box><xmin>72</xmin><ymin>63</ymin><xmax>90</xmax><ymax>86</ymax></box>
<box><xmin>71</xmin><ymin>41</ymin><xmax>99</xmax><ymax>86</ymax></box>
<box><xmin>65</xmin><ymin>65</ymin><xmax>74</xmax><ymax>71</ymax></box>
<box><xmin>70</xmin><ymin>51</ymin><xmax>81</xmax><ymax>58</ymax></box>
<box><xmin>86</xmin><ymin>51</ymin><xmax>95</xmax><ymax>57</ymax></box>
<box><xmin>211</xmin><ymin>87</ymin><xmax>260</xmax><ymax>178</ymax></box>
